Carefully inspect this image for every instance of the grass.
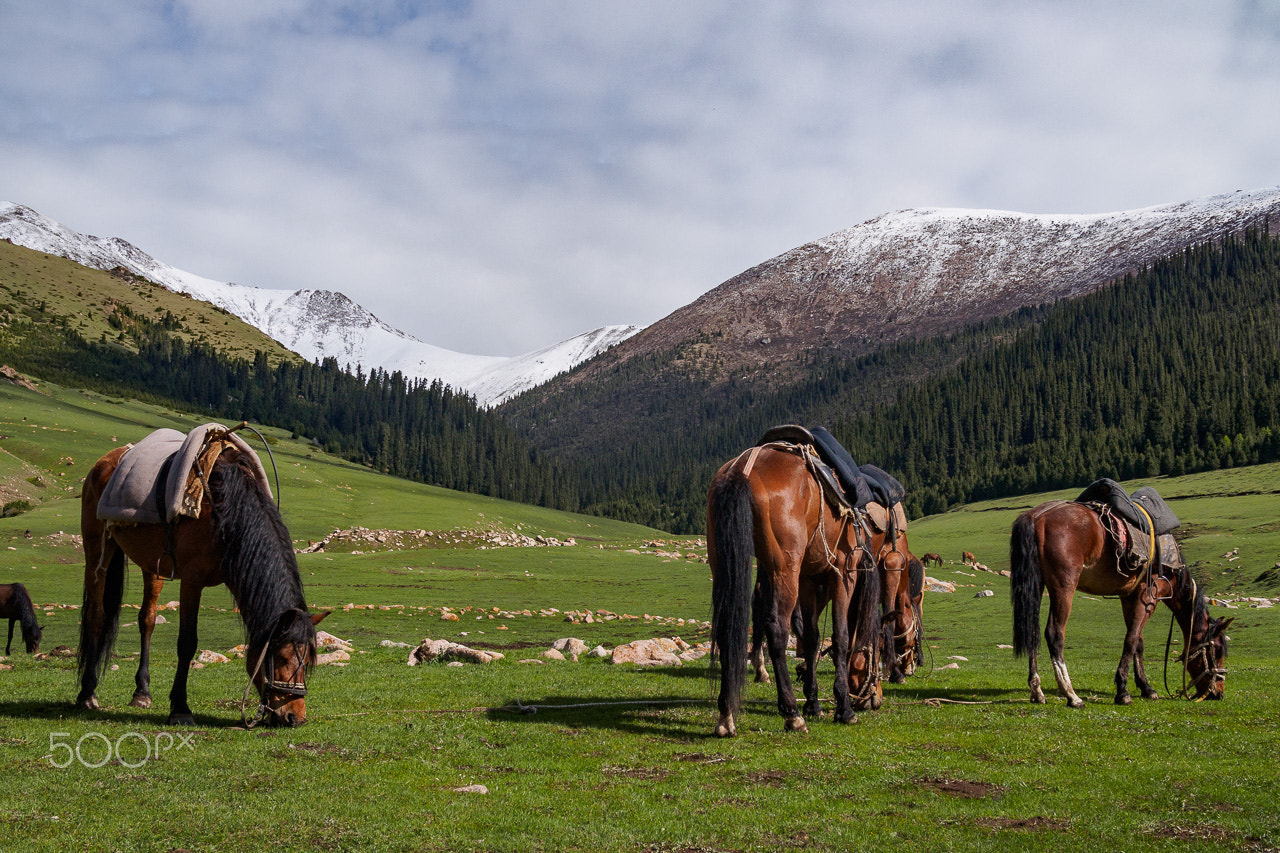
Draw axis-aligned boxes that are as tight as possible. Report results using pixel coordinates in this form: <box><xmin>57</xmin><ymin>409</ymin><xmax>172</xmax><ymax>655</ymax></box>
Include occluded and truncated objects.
<box><xmin>1</xmin><ymin>378</ymin><xmax>1278</xmax><ymax>851</ymax></box>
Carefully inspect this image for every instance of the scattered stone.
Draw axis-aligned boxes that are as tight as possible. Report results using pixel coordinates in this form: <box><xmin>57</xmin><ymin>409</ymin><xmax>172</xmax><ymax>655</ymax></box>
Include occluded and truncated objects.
<box><xmin>196</xmin><ymin>649</ymin><xmax>230</xmax><ymax>664</ymax></box>
<box><xmin>948</xmin><ymin>655</ymin><xmax>969</xmax><ymax>661</ymax></box>
<box><xmin>519</xmin><ymin>659</ymin><xmax>544</xmax><ymax>665</ymax></box>
<box><xmin>316</xmin><ymin>631</ymin><xmax>353</xmax><ymax>653</ymax></box>
<box><xmin>542</xmin><ymin>649</ymin><xmax>566</xmax><ymax>661</ymax></box>
<box><xmin>924</xmin><ymin>577</ymin><xmax>957</xmax><ymax>594</ymax></box>
<box><xmin>939</xmin><ymin>662</ymin><xmax>961</xmax><ymax>670</ymax></box>
<box><xmin>997</xmin><ymin>644</ymin><xmax>1013</xmax><ymax>650</ymax></box>
<box><xmin>552</xmin><ymin>638</ymin><xmax>588</xmax><ymax>661</ymax></box>
<box><xmin>588</xmin><ymin>645</ymin><xmax>611</xmax><ymax>658</ymax></box>
<box><xmin>441</xmin><ymin>612</ymin><xmax>460</xmax><ymax>622</ymax></box>
<box><xmin>407</xmin><ymin>638</ymin><xmax>504</xmax><ymax>665</ymax></box>
<box><xmin>379</xmin><ymin>640</ymin><xmax>411</xmax><ymax>649</ymax></box>
<box><xmin>610</xmin><ymin>638</ymin><xmax>682</xmax><ymax>667</ymax></box>
<box><xmin>454</xmin><ymin>784</ymin><xmax>489</xmax><ymax>795</ymax></box>
<box><xmin>317</xmin><ymin>650</ymin><xmax>351</xmax><ymax>665</ymax></box>
<box><xmin>975</xmin><ymin>590</ymin><xmax>995</xmax><ymax>598</ymax></box>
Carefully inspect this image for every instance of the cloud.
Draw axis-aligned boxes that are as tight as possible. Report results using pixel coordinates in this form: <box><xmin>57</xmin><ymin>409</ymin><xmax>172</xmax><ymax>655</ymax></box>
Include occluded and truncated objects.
<box><xmin>2</xmin><ymin>1</ymin><xmax>1279</xmax><ymax>355</ymax></box>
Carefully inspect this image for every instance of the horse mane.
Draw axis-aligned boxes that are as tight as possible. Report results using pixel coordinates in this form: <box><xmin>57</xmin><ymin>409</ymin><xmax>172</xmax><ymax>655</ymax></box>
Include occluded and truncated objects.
<box><xmin>1172</xmin><ymin>566</ymin><xmax>1210</xmax><ymax>632</ymax></box>
<box><xmin>208</xmin><ymin>450</ymin><xmax>315</xmax><ymax>660</ymax></box>
<box><xmin>10</xmin><ymin>582</ymin><xmax>42</xmax><ymax>652</ymax></box>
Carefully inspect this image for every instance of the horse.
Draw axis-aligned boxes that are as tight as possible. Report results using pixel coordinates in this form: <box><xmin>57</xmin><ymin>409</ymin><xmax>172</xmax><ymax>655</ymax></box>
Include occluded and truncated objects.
<box><xmin>708</xmin><ymin>442</ymin><xmax>881</xmax><ymax>737</ymax></box>
<box><xmin>1011</xmin><ymin>501</ymin><xmax>1231</xmax><ymax>707</ymax></box>
<box><xmin>0</xmin><ymin>583</ymin><xmax>42</xmax><ymax>654</ymax></box>
<box><xmin>921</xmin><ymin>552</ymin><xmax>943</xmax><ymax>568</ymax></box>
<box><xmin>77</xmin><ymin>435</ymin><xmax>327</xmax><ymax>726</ymax></box>
<box><xmin>749</xmin><ymin>528</ymin><xmax>924</xmax><ymax>688</ymax></box>
<box><xmin>961</xmin><ymin>551</ymin><xmax>976</xmax><ymax>565</ymax></box>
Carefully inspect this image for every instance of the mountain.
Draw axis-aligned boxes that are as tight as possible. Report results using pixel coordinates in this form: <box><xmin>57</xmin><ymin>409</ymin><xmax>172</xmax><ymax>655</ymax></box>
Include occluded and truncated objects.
<box><xmin>563</xmin><ymin>187</ymin><xmax>1280</xmax><ymax>384</ymax></box>
<box><xmin>0</xmin><ymin>202</ymin><xmax>639</xmax><ymax>407</ymax></box>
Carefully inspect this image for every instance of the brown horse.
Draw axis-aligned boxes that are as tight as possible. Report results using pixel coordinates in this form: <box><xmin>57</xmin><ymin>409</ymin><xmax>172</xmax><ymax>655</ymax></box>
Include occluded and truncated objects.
<box><xmin>78</xmin><ymin>438</ymin><xmax>326</xmax><ymax>726</ymax></box>
<box><xmin>921</xmin><ymin>552</ymin><xmax>943</xmax><ymax>568</ymax></box>
<box><xmin>1011</xmin><ymin>501</ymin><xmax>1230</xmax><ymax>706</ymax></box>
<box><xmin>0</xmin><ymin>582</ymin><xmax>42</xmax><ymax>654</ymax></box>
<box><xmin>709</xmin><ymin>443</ymin><xmax>881</xmax><ymax>737</ymax></box>
<box><xmin>961</xmin><ymin>551</ymin><xmax>976</xmax><ymax>565</ymax></box>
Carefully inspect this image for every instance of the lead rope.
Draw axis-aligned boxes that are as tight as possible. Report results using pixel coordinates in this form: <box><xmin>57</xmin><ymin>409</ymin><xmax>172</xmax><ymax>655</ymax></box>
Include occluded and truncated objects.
<box><xmin>241</xmin><ymin>641</ymin><xmax>271</xmax><ymax>729</ymax></box>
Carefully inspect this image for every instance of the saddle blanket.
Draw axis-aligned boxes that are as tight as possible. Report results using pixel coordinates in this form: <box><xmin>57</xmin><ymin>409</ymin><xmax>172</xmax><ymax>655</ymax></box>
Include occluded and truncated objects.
<box><xmin>97</xmin><ymin>423</ymin><xmax>270</xmax><ymax>525</ymax></box>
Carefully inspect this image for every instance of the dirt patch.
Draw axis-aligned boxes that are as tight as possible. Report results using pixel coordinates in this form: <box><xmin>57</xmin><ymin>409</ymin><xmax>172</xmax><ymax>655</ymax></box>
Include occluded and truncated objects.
<box><xmin>972</xmin><ymin>817</ymin><xmax>1069</xmax><ymax>832</ymax></box>
<box><xmin>674</xmin><ymin>752</ymin><xmax>732</xmax><ymax>765</ymax></box>
<box><xmin>745</xmin><ymin>770</ymin><xmax>790</xmax><ymax>787</ymax></box>
<box><xmin>602</xmin><ymin>765</ymin><xmax>670</xmax><ymax>781</ymax></box>
<box><xmin>918</xmin><ymin>776</ymin><xmax>1004</xmax><ymax>799</ymax></box>
<box><xmin>1152</xmin><ymin>822</ymin><xmax>1273</xmax><ymax>849</ymax></box>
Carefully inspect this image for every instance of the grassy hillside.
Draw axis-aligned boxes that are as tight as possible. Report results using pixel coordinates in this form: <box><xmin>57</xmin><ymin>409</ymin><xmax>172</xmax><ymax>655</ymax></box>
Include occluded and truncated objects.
<box><xmin>2</xmin><ymin>379</ymin><xmax>1278</xmax><ymax>851</ymax></box>
<box><xmin>0</xmin><ymin>238</ymin><xmax>298</xmax><ymax>365</ymax></box>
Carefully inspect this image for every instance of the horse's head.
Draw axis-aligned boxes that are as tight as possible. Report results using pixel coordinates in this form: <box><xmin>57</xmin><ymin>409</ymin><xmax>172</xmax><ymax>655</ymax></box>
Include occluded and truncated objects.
<box><xmin>24</xmin><ymin>621</ymin><xmax>42</xmax><ymax>654</ymax></box>
<box><xmin>247</xmin><ymin>609</ymin><xmax>328</xmax><ymax>727</ymax></box>
<box><xmin>1184</xmin><ymin>615</ymin><xmax>1232</xmax><ymax>701</ymax></box>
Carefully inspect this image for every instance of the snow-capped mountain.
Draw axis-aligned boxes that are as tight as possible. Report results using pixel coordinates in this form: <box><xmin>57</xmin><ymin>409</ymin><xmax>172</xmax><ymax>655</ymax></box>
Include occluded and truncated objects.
<box><xmin>0</xmin><ymin>202</ymin><xmax>640</xmax><ymax>407</ymax></box>
<box><xmin>615</xmin><ymin>186</ymin><xmax>1280</xmax><ymax>377</ymax></box>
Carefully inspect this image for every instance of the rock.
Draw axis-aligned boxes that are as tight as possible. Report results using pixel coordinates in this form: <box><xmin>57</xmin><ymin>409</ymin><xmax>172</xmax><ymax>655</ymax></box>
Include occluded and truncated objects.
<box><xmin>939</xmin><ymin>662</ymin><xmax>961</xmax><ymax>670</ymax></box>
<box><xmin>948</xmin><ymin>655</ymin><xmax>969</xmax><ymax>661</ymax></box>
<box><xmin>407</xmin><ymin>638</ymin><xmax>504</xmax><ymax>665</ymax></box>
<box><xmin>924</xmin><ymin>577</ymin><xmax>957</xmax><ymax>594</ymax></box>
<box><xmin>974</xmin><ymin>589</ymin><xmax>995</xmax><ymax>598</ymax></box>
<box><xmin>196</xmin><ymin>649</ymin><xmax>230</xmax><ymax>664</ymax></box>
<box><xmin>380</xmin><ymin>640</ymin><xmax>412</xmax><ymax>649</ymax></box>
<box><xmin>316</xmin><ymin>631</ymin><xmax>353</xmax><ymax>653</ymax></box>
<box><xmin>542</xmin><ymin>649</ymin><xmax>566</xmax><ymax>661</ymax></box>
<box><xmin>317</xmin><ymin>650</ymin><xmax>350</xmax><ymax>665</ymax></box>
<box><xmin>552</xmin><ymin>638</ymin><xmax>588</xmax><ymax>660</ymax></box>
<box><xmin>588</xmin><ymin>645</ymin><xmax>611</xmax><ymax>658</ymax></box>
<box><xmin>441</xmin><ymin>612</ymin><xmax>460</xmax><ymax>622</ymax></box>
<box><xmin>454</xmin><ymin>784</ymin><xmax>488</xmax><ymax>795</ymax></box>
<box><xmin>610</xmin><ymin>639</ymin><xmax>683</xmax><ymax>667</ymax></box>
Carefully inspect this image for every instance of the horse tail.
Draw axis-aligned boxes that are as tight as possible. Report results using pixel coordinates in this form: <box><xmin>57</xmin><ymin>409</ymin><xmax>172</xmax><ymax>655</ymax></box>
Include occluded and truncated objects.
<box><xmin>709</xmin><ymin>472</ymin><xmax>755</xmax><ymax>718</ymax></box>
<box><xmin>77</xmin><ymin>549</ymin><xmax>125</xmax><ymax>683</ymax></box>
<box><xmin>1010</xmin><ymin>512</ymin><xmax>1043</xmax><ymax>658</ymax></box>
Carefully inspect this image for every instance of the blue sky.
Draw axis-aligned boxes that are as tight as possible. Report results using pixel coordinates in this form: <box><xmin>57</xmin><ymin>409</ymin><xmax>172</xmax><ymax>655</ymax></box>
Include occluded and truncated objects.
<box><xmin>3</xmin><ymin>1</ymin><xmax>1279</xmax><ymax>355</ymax></box>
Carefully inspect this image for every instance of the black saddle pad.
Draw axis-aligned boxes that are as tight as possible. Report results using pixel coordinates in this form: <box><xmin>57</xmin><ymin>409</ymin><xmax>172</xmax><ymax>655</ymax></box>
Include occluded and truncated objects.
<box><xmin>858</xmin><ymin>462</ymin><xmax>905</xmax><ymax>506</ymax></box>
<box><xmin>1074</xmin><ymin>478</ymin><xmax>1177</xmax><ymax>536</ymax></box>
<box><xmin>810</xmin><ymin>427</ymin><xmax>874</xmax><ymax>509</ymax></box>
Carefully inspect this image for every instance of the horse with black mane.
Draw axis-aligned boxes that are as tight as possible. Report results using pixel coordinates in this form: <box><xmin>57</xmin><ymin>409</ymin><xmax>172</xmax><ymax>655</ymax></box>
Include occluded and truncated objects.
<box><xmin>0</xmin><ymin>582</ymin><xmax>42</xmax><ymax>654</ymax></box>
<box><xmin>708</xmin><ymin>439</ymin><xmax>882</xmax><ymax>737</ymax></box>
<box><xmin>1011</xmin><ymin>498</ymin><xmax>1230</xmax><ymax>706</ymax></box>
<box><xmin>77</xmin><ymin>424</ymin><xmax>327</xmax><ymax>726</ymax></box>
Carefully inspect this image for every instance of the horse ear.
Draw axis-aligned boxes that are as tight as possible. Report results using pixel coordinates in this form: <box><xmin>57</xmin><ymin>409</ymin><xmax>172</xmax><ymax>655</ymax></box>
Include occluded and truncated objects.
<box><xmin>311</xmin><ymin>610</ymin><xmax>331</xmax><ymax>626</ymax></box>
<box><xmin>1216</xmin><ymin>616</ymin><xmax>1234</xmax><ymax>638</ymax></box>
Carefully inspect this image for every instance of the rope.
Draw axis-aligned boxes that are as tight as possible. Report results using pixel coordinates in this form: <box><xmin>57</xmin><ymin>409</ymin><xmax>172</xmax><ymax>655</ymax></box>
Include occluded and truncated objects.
<box><xmin>317</xmin><ymin>698</ymin><xmax>708</xmax><ymax>719</ymax></box>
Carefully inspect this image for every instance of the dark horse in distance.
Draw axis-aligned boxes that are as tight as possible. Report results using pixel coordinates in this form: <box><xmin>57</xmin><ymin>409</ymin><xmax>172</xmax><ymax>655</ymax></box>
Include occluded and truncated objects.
<box><xmin>708</xmin><ymin>442</ymin><xmax>881</xmax><ymax>737</ymax></box>
<box><xmin>78</xmin><ymin>427</ymin><xmax>326</xmax><ymax>726</ymax></box>
<box><xmin>1011</xmin><ymin>501</ymin><xmax>1230</xmax><ymax>706</ymax></box>
<box><xmin>0</xmin><ymin>582</ymin><xmax>42</xmax><ymax>654</ymax></box>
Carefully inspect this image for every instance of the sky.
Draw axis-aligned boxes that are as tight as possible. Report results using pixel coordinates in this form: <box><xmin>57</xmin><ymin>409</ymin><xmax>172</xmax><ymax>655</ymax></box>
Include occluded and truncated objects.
<box><xmin>3</xmin><ymin>2</ymin><xmax>1279</xmax><ymax>357</ymax></box>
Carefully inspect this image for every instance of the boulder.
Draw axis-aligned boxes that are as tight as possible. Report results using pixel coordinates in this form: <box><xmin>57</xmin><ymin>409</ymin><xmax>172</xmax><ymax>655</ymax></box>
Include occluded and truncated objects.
<box><xmin>196</xmin><ymin>649</ymin><xmax>230</xmax><ymax>664</ymax></box>
<box><xmin>610</xmin><ymin>638</ymin><xmax>682</xmax><ymax>667</ymax></box>
<box><xmin>552</xmin><ymin>638</ymin><xmax>588</xmax><ymax>661</ymax></box>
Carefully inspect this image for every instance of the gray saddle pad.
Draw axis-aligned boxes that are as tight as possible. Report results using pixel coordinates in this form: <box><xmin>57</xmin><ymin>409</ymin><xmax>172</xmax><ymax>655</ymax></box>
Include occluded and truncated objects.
<box><xmin>97</xmin><ymin>424</ymin><xmax>269</xmax><ymax>524</ymax></box>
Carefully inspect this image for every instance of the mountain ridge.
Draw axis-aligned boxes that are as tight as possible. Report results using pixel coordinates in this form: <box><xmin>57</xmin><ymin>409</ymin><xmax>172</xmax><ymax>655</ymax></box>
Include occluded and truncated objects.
<box><xmin>0</xmin><ymin>202</ymin><xmax>639</xmax><ymax>407</ymax></box>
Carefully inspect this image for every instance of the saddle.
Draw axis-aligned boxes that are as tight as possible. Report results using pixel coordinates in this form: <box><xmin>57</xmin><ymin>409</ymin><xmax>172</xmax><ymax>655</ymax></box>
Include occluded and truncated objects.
<box><xmin>1073</xmin><ymin>478</ymin><xmax>1181</xmax><ymax>576</ymax></box>
<box><xmin>754</xmin><ymin>425</ymin><xmax>907</xmax><ymax>532</ymax></box>
<box><xmin>97</xmin><ymin>423</ymin><xmax>271</xmax><ymax>525</ymax></box>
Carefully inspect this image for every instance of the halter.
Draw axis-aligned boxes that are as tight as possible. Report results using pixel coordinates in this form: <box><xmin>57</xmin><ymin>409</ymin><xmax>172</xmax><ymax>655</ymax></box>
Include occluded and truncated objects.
<box><xmin>241</xmin><ymin>634</ymin><xmax>310</xmax><ymax>728</ymax></box>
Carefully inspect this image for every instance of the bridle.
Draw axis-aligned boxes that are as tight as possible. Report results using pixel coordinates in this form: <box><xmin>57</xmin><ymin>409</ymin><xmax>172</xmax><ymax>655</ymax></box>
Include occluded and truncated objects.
<box><xmin>1160</xmin><ymin>573</ymin><xmax>1226</xmax><ymax>701</ymax></box>
<box><xmin>241</xmin><ymin>634</ymin><xmax>311</xmax><ymax>728</ymax></box>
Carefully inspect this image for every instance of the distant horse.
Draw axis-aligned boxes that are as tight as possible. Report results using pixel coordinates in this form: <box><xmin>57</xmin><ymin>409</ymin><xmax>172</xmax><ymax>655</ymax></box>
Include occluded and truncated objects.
<box><xmin>0</xmin><ymin>583</ymin><xmax>42</xmax><ymax>654</ymax></box>
<box><xmin>78</xmin><ymin>434</ymin><xmax>327</xmax><ymax>726</ymax></box>
<box><xmin>961</xmin><ymin>551</ymin><xmax>976</xmax><ymax>565</ymax></box>
<box><xmin>1011</xmin><ymin>501</ymin><xmax>1230</xmax><ymax>706</ymax></box>
<box><xmin>921</xmin><ymin>552</ymin><xmax>943</xmax><ymax>568</ymax></box>
<box><xmin>708</xmin><ymin>443</ymin><xmax>881</xmax><ymax>737</ymax></box>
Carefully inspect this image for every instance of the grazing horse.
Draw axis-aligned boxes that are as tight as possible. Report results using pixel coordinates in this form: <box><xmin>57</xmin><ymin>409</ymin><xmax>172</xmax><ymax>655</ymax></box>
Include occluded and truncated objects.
<box><xmin>921</xmin><ymin>552</ymin><xmax>943</xmax><ymax>568</ymax></box>
<box><xmin>1011</xmin><ymin>501</ymin><xmax>1230</xmax><ymax>706</ymax></box>
<box><xmin>0</xmin><ymin>583</ymin><xmax>42</xmax><ymax>654</ymax></box>
<box><xmin>78</xmin><ymin>435</ymin><xmax>326</xmax><ymax>726</ymax></box>
<box><xmin>709</xmin><ymin>443</ymin><xmax>881</xmax><ymax>737</ymax></box>
<box><xmin>961</xmin><ymin>551</ymin><xmax>976</xmax><ymax>565</ymax></box>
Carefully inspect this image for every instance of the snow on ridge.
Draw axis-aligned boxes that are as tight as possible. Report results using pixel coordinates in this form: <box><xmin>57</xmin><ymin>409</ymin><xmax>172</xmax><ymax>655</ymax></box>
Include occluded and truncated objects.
<box><xmin>0</xmin><ymin>201</ymin><xmax>640</xmax><ymax>407</ymax></box>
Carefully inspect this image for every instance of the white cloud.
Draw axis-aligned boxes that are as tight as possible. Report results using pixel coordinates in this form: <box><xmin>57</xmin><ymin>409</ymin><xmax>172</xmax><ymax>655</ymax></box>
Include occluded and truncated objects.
<box><xmin>2</xmin><ymin>1</ymin><xmax>1278</xmax><ymax>354</ymax></box>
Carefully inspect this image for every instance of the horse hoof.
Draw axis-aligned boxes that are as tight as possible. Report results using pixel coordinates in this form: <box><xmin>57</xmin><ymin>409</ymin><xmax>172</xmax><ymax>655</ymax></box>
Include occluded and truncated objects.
<box><xmin>835</xmin><ymin>710</ymin><xmax>858</xmax><ymax>725</ymax></box>
<box><xmin>753</xmin><ymin>673</ymin><xmax>770</xmax><ymax>685</ymax></box>
<box><xmin>784</xmin><ymin>716</ymin><xmax>808</xmax><ymax>734</ymax></box>
<box><xmin>168</xmin><ymin>713</ymin><xmax>196</xmax><ymax>726</ymax></box>
<box><xmin>1066</xmin><ymin>697</ymin><xmax>1085</xmax><ymax>709</ymax></box>
<box><xmin>1142</xmin><ymin>691</ymin><xmax>1160</xmax><ymax>701</ymax></box>
<box><xmin>129</xmin><ymin>693</ymin><xmax>152</xmax><ymax>709</ymax></box>
<box><xmin>1115</xmin><ymin>694</ymin><xmax>1132</xmax><ymax>706</ymax></box>
<box><xmin>890</xmin><ymin>673</ymin><xmax>907</xmax><ymax>685</ymax></box>
<box><xmin>714</xmin><ymin>717</ymin><xmax>736</xmax><ymax>738</ymax></box>
<box><xmin>76</xmin><ymin>695</ymin><xmax>100</xmax><ymax>712</ymax></box>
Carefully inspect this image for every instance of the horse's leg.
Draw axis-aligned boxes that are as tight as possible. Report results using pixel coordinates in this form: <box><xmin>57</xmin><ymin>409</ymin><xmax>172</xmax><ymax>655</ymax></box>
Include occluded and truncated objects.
<box><xmin>75</xmin><ymin>536</ymin><xmax>120</xmax><ymax>712</ymax></box>
<box><xmin>5</xmin><ymin>617</ymin><xmax>13</xmax><ymax>656</ymax></box>
<box><xmin>749</xmin><ymin>582</ymin><xmax>770</xmax><ymax>684</ymax></box>
<box><xmin>760</xmin><ymin>565</ymin><xmax>806</xmax><ymax>733</ymax></box>
<box><xmin>795</xmin><ymin>585</ymin><xmax>823</xmax><ymax>719</ymax></box>
<box><xmin>131</xmin><ymin>572</ymin><xmax>166</xmax><ymax>709</ymax></box>
<box><xmin>167</xmin><ymin>581</ymin><xmax>205</xmax><ymax>726</ymax></box>
<box><xmin>1044</xmin><ymin>592</ymin><xmax>1084</xmax><ymax>708</ymax></box>
<box><xmin>828</xmin><ymin>574</ymin><xmax>855</xmax><ymax>724</ymax></box>
<box><xmin>1120</xmin><ymin>591</ymin><xmax>1160</xmax><ymax>702</ymax></box>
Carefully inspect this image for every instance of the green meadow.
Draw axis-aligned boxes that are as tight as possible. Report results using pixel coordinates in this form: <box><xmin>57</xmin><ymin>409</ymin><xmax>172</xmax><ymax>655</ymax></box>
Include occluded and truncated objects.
<box><xmin>1</xmin><ymin>378</ymin><xmax>1278</xmax><ymax>852</ymax></box>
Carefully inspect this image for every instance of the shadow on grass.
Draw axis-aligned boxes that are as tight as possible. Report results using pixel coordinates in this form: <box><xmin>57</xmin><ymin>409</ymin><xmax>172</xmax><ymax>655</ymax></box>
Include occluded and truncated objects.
<box><xmin>0</xmin><ymin>699</ymin><xmax>246</xmax><ymax>730</ymax></box>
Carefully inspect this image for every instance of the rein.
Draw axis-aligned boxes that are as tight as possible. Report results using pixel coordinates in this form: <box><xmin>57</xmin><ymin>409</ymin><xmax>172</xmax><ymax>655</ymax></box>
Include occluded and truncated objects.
<box><xmin>1160</xmin><ymin>574</ymin><xmax>1225</xmax><ymax>701</ymax></box>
